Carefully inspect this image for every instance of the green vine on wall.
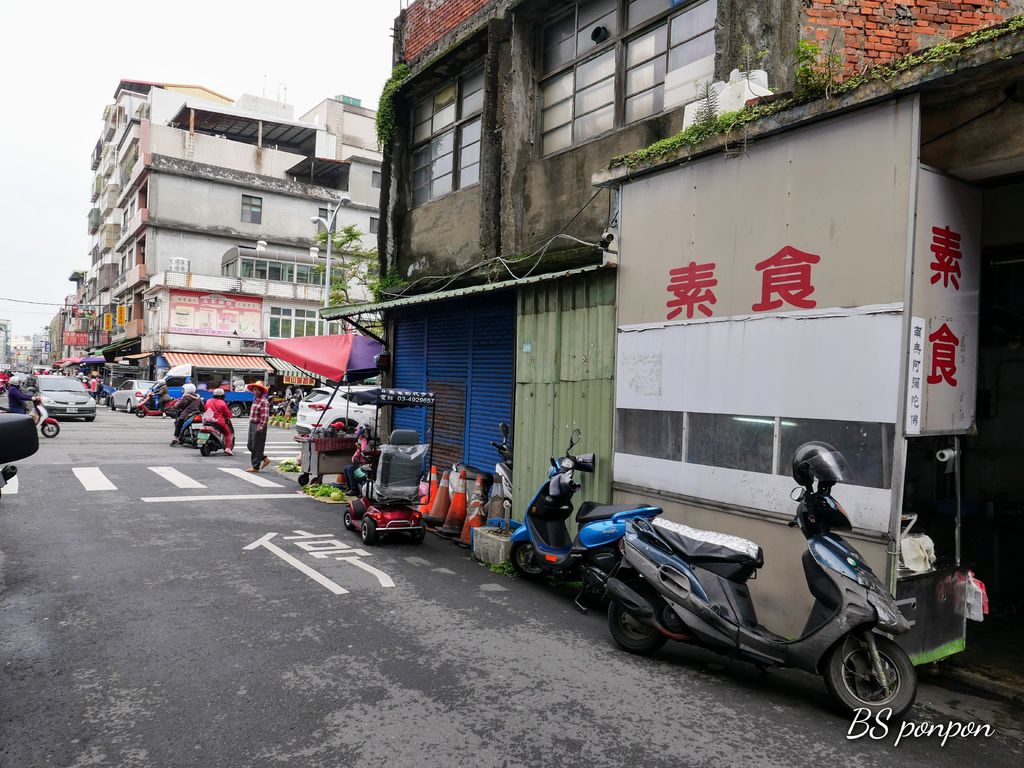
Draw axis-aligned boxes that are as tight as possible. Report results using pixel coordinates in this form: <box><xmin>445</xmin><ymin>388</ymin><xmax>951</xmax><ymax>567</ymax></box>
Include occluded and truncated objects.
<box><xmin>609</xmin><ymin>14</ymin><xmax>1024</xmax><ymax>171</ymax></box>
<box><xmin>376</xmin><ymin>64</ymin><xmax>412</xmax><ymax>151</ymax></box>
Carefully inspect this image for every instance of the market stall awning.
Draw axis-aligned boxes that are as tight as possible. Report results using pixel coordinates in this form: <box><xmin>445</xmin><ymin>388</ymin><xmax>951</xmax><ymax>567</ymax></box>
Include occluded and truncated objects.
<box><xmin>163</xmin><ymin>353</ymin><xmax>272</xmax><ymax>371</ymax></box>
<box><xmin>266</xmin><ymin>357</ymin><xmax>317</xmax><ymax>377</ymax></box>
<box><xmin>57</xmin><ymin>357</ymin><xmax>81</xmax><ymax>366</ymax></box>
<box><xmin>80</xmin><ymin>355</ymin><xmax>106</xmax><ymax>364</ymax></box>
<box><xmin>122</xmin><ymin>352</ymin><xmax>152</xmax><ymax>360</ymax></box>
<box><xmin>265</xmin><ymin>335</ymin><xmax>381</xmax><ymax>383</ymax></box>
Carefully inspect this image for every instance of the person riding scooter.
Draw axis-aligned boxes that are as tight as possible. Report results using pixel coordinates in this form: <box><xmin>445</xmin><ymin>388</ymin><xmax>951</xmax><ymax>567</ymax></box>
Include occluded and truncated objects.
<box><xmin>170</xmin><ymin>383</ymin><xmax>204</xmax><ymax>446</ymax></box>
<box><xmin>202</xmin><ymin>388</ymin><xmax>234</xmax><ymax>455</ymax></box>
<box><xmin>4</xmin><ymin>376</ymin><xmax>34</xmax><ymax>415</ymax></box>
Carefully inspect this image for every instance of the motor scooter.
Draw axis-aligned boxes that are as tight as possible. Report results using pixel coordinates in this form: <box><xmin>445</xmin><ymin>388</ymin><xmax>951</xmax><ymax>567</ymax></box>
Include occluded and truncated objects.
<box><xmin>488</xmin><ymin>422</ymin><xmax>513</xmax><ymax>526</ymax></box>
<box><xmin>192</xmin><ymin>421</ymin><xmax>229</xmax><ymax>456</ymax></box>
<box><xmin>508</xmin><ymin>429</ymin><xmax>662</xmax><ymax>610</ymax></box>
<box><xmin>31</xmin><ymin>397</ymin><xmax>60</xmax><ymax>438</ymax></box>
<box><xmin>604</xmin><ymin>441</ymin><xmax>917</xmax><ymax>718</ymax></box>
<box><xmin>135</xmin><ymin>382</ymin><xmax>177</xmax><ymax>418</ymax></box>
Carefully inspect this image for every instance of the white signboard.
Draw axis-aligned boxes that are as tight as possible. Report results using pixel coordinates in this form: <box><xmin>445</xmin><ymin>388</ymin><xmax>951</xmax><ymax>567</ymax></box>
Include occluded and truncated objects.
<box><xmin>908</xmin><ymin>169</ymin><xmax>981</xmax><ymax>435</ymax></box>
<box><xmin>904</xmin><ymin>316</ymin><xmax>926</xmax><ymax>435</ymax></box>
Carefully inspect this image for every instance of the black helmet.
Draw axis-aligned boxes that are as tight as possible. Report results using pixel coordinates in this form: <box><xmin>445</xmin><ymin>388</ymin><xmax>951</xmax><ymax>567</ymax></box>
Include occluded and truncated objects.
<box><xmin>792</xmin><ymin>441</ymin><xmax>851</xmax><ymax>487</ymax></box>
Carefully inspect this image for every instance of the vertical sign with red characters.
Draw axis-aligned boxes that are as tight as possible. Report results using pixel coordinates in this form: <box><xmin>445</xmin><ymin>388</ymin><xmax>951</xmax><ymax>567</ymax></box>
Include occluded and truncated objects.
<box><xmin>908</xmin><ymin>169</ymin><xmax>982</xmax><ymax>435</ymax></box>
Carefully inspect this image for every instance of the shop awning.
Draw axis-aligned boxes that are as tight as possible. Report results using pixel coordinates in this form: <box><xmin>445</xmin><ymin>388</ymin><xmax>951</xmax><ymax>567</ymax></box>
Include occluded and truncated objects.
<box><xmin>57</xmin><ymin>357</ymin><xmax>81</xmax><ymax>366</ymax></box>
<box><xmin>321</xmin><ymin>263</ymin><xmax>614</xmax><ymax>320</ymax></box>
<box><xmin>80</xmin><ymin>355</ymin><xmax>106</xmax><ymax>364</ymax></box>
<box><xmin>94</xmin><ymin>336</ymin><xmax>141</xmax><ymax>356</ymax></box>
<box><xmin>265</xmin><ymin>335</ymin><xmax>381</xmax><ymax>382</ymax></box>
<box><xmin>163</xmin><ymin>353</ymin><xmax>272</xmax><ymax>371</ymax></box>
<box><xmin>122</xmin><ymin>352</ymin><xmax>151</xmax><ymax>360</ymax></box>
<box><xmin>266</xmin><ymin>356</ymin><xmax>318</xmax><ymax>378</ymax></box>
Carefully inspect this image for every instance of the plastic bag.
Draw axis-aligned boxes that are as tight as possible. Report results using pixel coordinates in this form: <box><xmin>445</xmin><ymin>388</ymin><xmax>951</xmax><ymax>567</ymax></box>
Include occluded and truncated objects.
<box><xmin>901</xmin><ymin>534</ymin><xmax>936</xmax><ymax>573</ymax></box>
<box><xmin>966</xmin><ymin>570</ymin><xmax>989</xmax><ymax>622</ymax></box>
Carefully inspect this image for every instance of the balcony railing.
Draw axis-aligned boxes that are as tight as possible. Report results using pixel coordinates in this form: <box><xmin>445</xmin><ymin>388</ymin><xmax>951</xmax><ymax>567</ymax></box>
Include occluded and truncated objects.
<box><xmin>117</xmin><ymin>208</ymin><xmax>148</xmax><ymax>249</ymax></box>
<box><xmin>149</xmin><ymin>270</ymin><xmax>325</xmax><ymax>302</ymax></box>
<box><xmin>87</xmin><ymin>208</ymin><xmax>101</xmax><ymax>234</ymax></box>
<box><xmin>100</xmin><ymin>184</ymin><xmax>120</xmax><ymax>216</ymax></box>
<box><xmin>99</xmin><ymin>223</ymin><xmax>121</xmax><ymax>253</ymax></box>
<box><xmin>112</xmin><ymin>263</ymin><xmax>148</xmax><ymax>297</ymax></box>
<box><xmin>91</xmin><ymin>175</ymin><xmax>103</xmax><ymax>202</ymax></box>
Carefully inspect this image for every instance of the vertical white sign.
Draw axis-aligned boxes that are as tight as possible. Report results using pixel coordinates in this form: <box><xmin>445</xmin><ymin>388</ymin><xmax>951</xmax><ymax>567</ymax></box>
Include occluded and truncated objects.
<box><xmin>910</xmin><ymin>169</ymin><xmax>982</xmax><ymax>435</ymax></box>
<box><xmin>905</xmin><ymin>316</ymin><xmax>926</xmax><ymax>435</ymax></box>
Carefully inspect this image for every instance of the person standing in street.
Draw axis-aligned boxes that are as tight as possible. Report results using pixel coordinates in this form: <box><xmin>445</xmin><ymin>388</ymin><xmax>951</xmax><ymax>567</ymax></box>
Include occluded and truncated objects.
<box><xmin>246</xmin><ymin>380</ymin><xmax>271</xmax><ymax>472</ymax></box>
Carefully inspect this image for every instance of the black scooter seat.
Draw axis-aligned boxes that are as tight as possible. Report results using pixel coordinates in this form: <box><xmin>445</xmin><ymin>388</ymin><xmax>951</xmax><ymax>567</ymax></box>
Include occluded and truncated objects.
<box><xmin>576</xmin><ymin>502</ymin><xmax>647</xmax><ymax>524</ymax></box>
<box><xmin>650</xmin><ymin>518</ymin><xmax>764</xmax><ymax>568</ymax></box>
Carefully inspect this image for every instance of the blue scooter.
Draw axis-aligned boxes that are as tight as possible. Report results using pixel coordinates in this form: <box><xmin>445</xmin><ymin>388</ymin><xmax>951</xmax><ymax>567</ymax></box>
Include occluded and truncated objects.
<box><xmin>509</xmin><ymin>428</ymin><xmax>662</xmax><ymax>611</ymax></box>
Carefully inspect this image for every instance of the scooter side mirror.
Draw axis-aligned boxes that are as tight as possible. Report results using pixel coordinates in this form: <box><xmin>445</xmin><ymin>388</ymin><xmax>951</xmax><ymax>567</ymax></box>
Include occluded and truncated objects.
<box><xmin>567</xmin><ymin>428</ymin><xmax>582</xmax><ymax>452</ymax></box>
<box><xmin>0</xmin><ymin>414</ymin><xmax>39</xmax><ymax>463</ymax></box>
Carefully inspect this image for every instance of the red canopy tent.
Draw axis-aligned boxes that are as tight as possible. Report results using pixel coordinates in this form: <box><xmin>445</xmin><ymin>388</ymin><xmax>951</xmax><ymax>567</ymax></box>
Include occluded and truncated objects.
<box><xmin>265</xmin><ymin>334</ymin><xmax>382</xmax><ymax>383</ymax></box>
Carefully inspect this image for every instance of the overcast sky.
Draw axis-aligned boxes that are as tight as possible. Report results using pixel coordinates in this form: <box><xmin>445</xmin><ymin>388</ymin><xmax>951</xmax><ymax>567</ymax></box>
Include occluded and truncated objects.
<box><xmin>0</xmin><ymin>1</ymin><xmax>401</xmax><ymax>337</ymax></box>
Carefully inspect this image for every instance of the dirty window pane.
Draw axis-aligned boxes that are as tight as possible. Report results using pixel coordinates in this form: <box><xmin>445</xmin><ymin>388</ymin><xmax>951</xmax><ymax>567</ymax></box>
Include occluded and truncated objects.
<box><xmin>625</xmin><ymin>86</ymin><xmax>664</xmax><ymax>123</ymax></box>
<box><xmin>431</xmin><ymin>152</ymin><xmax>453</xmax><ymax>178</ymax></box>
<box><xmin>542</xmin><ymin>71</ymin><xmax>575</xmax><ymax>106</ymax></box>
<box><xmin>543</xmin><ymin>13</ymin><xmax>577</xmax><ymax>74</ymax></box>
<box><xmin>543</xmin><ymin>99</ymin><xmax>573</xmax><ymax>132</ymax></box>
<box><xmin>576</xmin><ymin>49</ymin><xmax>615</xmax><ymax>90</ymax></box>
<box><xmin>668</xmin><ymin>29</ymin><xmax>715</xmax><ymax>72</ymax></box>
<box><xmin>578</xmin><ymin>0</ymin><xmax>616</xmax><ymax>28</ymax></box>
<box><xmin>626</xmin><ymin>56</ymin><xmax>666</xmax><ymax>97</ymax></box>
<box><xmin>574</xmin><ymin>102</ymin><xmax>613</xmax><ymax>141</ymax></box>
<box><xmin>543</xmin><ymin>124</ymin><xmax>572</xmax><ymax>155</ymax></box>
<box><xmin>687</xmin><ymin>412</ymin><xmax>774</xmax><ymax>473</ymax></box>
<box><xmin>431</xmin><ymin>173</ymin><xmax>453</xmax><ymax>198</ymax></box>
<box><xmin>460</xmin><ymin>140</ymin><xmax>480</xmax><ymax>168</ymax></box>
<box><xmin>777</xmin><ymin>418</ymin><xmax>895</xmax><ymax>490</ymax></box>
<box><xmin>433</xmin><ymin>102</ymin><xmax>456</xmax><ymax>132</ymax></box>
<box><xmin>626</xmin><ymin>23</ymin><xmax>668</xmax><ymax>68</ymax></box>
<box><xmin>671</xmin><ymin>0</ymin><xmax>717</xmax><ymax>42</ymax></box>
<box><xmin>460</xmin><ymin>118</ymin><xmax>481</xmax><ymax>146</ymax></box>
<box><xmin>628</xmin><ymin>0</ymin><xmax>671</xmax><ymax>28</ymax></box>
<box><xmin>617</xmin><ymin>408</ymin><xmax>683</xmax><ymax>461</ymax></box>
<box><xmin>577</xmin><ymin>9</ymin><xmax>617</xmax><ymax>54</ymax></box>
<box><xmin>431</xmin><ymin>130</ymin><xmax>454</xmax><ymax>160</ymax></box>
<box><xmin>434</xmin><ymin>83</ymin><xmax>457</xmax><ymax>110</ymax></box>
<box><xmin>461</xmin><ymin>67</ymin><xmax>485</xmax><ymax>117</ymax></box>
<box><xmin>575</xmin><ymin>77</ymin><xmax>614</xmax><ymax>115</ymax></box>
<box><xmin>460</xmin><ymin>163</ymin><xmax>480</xmax><ymax>187</ymax></box>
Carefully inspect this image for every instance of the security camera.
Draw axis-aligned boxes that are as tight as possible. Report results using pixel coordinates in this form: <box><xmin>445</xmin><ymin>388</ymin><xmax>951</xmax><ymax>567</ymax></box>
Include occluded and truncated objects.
<box><xmin>599</xmin><ymin>229</ymin><xmax>615</xmax><ymax>250</ymax></box>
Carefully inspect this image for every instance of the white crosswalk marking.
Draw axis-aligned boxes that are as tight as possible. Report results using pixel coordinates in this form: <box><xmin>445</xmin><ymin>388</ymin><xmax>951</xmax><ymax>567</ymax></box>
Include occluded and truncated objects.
<box><xmin>72</xmin><ymin>467</ymin><xmax>117</xmax><ymax>491</ymax></box>
<box><xmin>220</xmin><ymin>467</ymin><xmax>284</xmax><ymax>488</ymax></box>
<box><xmin>148</xmin><ymin>466</ymin><xmax>206</xmax><ymax>489</ymax></box>
<box><xmin>3</xmin><ymin>475</ymin><xmax>18</xmax><ymax>494</ymax></box>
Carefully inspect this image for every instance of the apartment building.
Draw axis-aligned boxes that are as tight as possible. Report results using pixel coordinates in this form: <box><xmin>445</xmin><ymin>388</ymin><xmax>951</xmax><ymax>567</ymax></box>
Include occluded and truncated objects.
<box><xmin>81</xmin><ymin>80</ymin><xmax>382</xmax><ymax>382</ymax></box>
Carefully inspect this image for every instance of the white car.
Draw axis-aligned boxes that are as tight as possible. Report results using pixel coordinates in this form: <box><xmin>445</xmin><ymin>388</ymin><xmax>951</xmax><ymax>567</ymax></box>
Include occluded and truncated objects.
<box><xmin>295</xmin><ymin>386</ymin><xmax>378</xmax><ymax>435</ymax></box>
<box><xmin>110</xmin><ymin>379</ymin><xmax>157</xmax><ymax>412</ymax></box>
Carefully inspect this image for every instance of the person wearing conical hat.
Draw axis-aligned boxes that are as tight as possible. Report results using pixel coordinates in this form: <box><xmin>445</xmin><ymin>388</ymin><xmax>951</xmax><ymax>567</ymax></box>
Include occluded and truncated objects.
<box><xmin>245</xmin><ymin>380</ymin><xmax>271</xmax><ymax>472</ymax></box>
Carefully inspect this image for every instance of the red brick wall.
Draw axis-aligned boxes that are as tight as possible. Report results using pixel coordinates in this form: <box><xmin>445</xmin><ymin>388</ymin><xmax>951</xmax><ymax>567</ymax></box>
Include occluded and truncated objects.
<box><xmin>403</xmin><ymin>0</ymin><xmax>493</xmax><ymax>62</ymax></box>
<box><xmin>802</xmin><ymin>1</ymin><xmax>1017</xmax><ymax>72</ymax></box>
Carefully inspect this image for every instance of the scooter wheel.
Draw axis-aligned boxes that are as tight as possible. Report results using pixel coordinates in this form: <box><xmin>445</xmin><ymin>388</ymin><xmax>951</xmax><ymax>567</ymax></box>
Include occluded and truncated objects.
<box><xmin>410</xmin><ymin>528</ymin><xmax>426</xmax><ymax>545</ymax></box>
<box><xmin>200</xmin><ymin>443</ymin><xmax>212</xmax><ymax>457</ymax></box>
<box><xmin>135</xmin><ymin>408</ymin><xmax>147</xmax><ymax>419</ymax></box>
<box><xmin>297</xmin><ymin>473</ymin><xmax>310</xmax><ymax>487</ymax></box>
<box><xmin>823</xmin><ymin>634</ymin><xmax>917</xmax><ymax>719</ymax></box>
<box><xmin>510</xmin><ymin>541</ymin><xmax>544</xmax><ymax>579</ymax></box>
<box><xmin>607</xmin><ymin>599</ymin><xmax>668</xmax><ymax>656</ymax></box>
<box><xmin>343</xmin><ymin>507</ymin><xmax>356</xmax><ymax>531</ymax></box>
<box><xmin>41</xmin><ymin>422</ymin><xmax>60</xmax><ymax>438</ymax></box>
<box><xmin>361</xmin><ymin>518</ymin><xmax>378</xmax><ymax>546</ymax></box>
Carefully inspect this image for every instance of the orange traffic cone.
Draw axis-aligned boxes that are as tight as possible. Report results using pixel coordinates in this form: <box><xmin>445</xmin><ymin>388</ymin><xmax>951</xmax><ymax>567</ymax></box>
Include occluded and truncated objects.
<box><xmin>439</xmin><ymin>469</ymin><xmax>469</xmax><ymax>537</ymax></box>
<box><xmin>419</xmin><ymin>465</ymin><xmax>439</xmax><ymax>514</ymax></box>
<box><xmin>460</xmin><ymin>474</ymin><xmax>488</xmax><ymax>547</ymax></box>
<box><xmin>424</xmin><ymin>470</ymin><xmax>451</xmax><ymax>528</ymax></box>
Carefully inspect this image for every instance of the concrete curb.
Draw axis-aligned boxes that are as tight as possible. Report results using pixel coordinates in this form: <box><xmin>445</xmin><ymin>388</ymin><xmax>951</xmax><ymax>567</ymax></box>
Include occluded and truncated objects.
<box><xmin>934</xmin><ymin>667</ymin><xmax>1024</xmax><ymax>704</ymax></box>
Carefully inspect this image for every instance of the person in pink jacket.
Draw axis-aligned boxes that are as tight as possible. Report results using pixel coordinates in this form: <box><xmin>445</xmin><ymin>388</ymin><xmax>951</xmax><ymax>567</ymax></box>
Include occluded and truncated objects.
<box><xmin>203</xmin><ymin>388</ymin><xmax>235</xmax><ymax>455</ymax></box>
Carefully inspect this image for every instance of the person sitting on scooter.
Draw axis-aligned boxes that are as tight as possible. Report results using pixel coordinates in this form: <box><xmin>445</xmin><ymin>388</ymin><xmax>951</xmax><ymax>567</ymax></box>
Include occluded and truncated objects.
<box><xmin>203</xmin><ymin>388</ymin><xmax>234</xmax><ymax>455</ymax></box>
<box><xmin>4</xmin><ymin>376</ymin><xmax>34</xmax><ymax>415</ymax></box>
<box><xmin>342</xmin><ymin>425</ymin><xmax>371</xmax><ymax>494</ymax></box>
<box><xmin>170</xmin><ymin>383</ymin><xmax>203</xmax><ymax>446</ymax></box>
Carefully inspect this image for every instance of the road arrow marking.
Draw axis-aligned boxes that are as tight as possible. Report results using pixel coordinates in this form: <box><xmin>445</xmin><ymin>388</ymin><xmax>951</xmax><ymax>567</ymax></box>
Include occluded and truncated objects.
<box><xmin>336</xmin><ymin>556</ymin><xmax>395</xmax><ymax>588</ymax></box>
<box><xmin>243</xmin><ymin>533</ymin><xmax>348</xmax><ymax>594</ymax></box>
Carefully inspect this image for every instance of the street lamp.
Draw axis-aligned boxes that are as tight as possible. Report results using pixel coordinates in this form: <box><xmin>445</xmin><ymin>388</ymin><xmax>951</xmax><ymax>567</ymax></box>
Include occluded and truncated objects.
<box><xmin>310</xmin><ymin>195</ymin><xmax>352</xmax><ymax>335</ymax></box>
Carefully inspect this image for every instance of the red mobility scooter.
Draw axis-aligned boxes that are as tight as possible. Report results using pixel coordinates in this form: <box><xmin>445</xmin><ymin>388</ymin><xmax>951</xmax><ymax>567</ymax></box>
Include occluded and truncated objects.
<box><xmin>342</xmin><ymin>388</ymin><xmax>436</xmax><ymax>546</ymax></box>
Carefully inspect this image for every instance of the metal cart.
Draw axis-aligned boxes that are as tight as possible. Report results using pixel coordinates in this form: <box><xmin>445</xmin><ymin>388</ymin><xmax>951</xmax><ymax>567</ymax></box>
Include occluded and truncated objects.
<box><xmin>296</xmin><ymin>435</ymin><xmax>356</xmax><ymax>486</ymax></box>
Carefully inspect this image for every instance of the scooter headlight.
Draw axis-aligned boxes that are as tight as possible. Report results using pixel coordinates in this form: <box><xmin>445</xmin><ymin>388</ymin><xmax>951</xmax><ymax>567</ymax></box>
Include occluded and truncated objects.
<box><xmin>41</xmin><ymin>396</ymin><xmax>56</xmax><ymax>406</ymax></box>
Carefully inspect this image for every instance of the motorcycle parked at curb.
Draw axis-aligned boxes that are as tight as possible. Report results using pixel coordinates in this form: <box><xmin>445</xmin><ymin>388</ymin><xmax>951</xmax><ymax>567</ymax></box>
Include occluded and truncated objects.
<box><xmin>603</xmin><ymin>441</ymin><xmax>916</xmax><ymax>718</ymax></box>
<box><xmin>488</xmin><ymin>422</ymin><xmax>513</xmax><ymax>526</ymax></box>
<box><xmin>508</xmin><ymin>428</ymin><xmax>662</xmax><ymax>610</ymax></box>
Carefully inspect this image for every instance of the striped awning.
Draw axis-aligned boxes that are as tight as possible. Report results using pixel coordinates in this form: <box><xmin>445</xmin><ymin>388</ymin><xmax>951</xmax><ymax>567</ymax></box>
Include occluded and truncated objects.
<box><xmin>163</xmin><ymin>353</ymin><xmax>272</xmax><ymax>371</ymax></box>
<box><xmin>266</xmin><ymin>356</ymin><xmax>315</xmax><ymax>376</ymax></box>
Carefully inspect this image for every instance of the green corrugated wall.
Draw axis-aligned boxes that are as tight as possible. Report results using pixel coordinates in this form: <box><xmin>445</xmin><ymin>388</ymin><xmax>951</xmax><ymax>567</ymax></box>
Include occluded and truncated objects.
<box><xmin>512</xmin><ymin>270</ymin><xmax>617</xmax><ymax>530</ymax></box>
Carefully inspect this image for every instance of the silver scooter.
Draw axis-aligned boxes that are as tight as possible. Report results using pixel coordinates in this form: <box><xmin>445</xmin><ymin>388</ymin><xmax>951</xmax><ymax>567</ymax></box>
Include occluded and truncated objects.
<box><xmin>604</xmin><ymin>441</ymin><xmax>917</xmax><ymax>718</ymax></box>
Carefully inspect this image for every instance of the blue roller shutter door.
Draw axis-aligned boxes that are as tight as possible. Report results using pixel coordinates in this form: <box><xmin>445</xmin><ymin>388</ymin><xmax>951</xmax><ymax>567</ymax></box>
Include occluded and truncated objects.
<box><xmin>465</xmin><ymin>302</ymin><xmax>515</xmax><ymax>470</ymax></box>
<box><xmin>392</xmin><ymin>316</ymin><xmax>426</xmax><ymax>437</ymax></box>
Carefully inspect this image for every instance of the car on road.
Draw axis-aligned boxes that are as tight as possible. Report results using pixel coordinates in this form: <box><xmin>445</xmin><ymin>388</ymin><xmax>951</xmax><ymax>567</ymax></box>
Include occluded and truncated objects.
<box><xmin>109</xmin><ymin>380</ymin><xmax>157</xmax><ymax>412</ymax></box>
<box><xmin>295</xmin><ymin>386</ymin><xmax>377</xmax><ymax>435</ymax></box>
<box><xmin>35</xmin><ymin>375</ymin><xmax>96</xmax><ymax>421</ymax></box>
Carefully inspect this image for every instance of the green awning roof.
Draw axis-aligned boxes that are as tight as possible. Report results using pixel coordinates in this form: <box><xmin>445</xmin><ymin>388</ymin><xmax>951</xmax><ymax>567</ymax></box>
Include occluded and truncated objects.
<box><xmin>321</xmin><ymin>263</ymin><xmax>614</xmax><ymax>320</ymax></box>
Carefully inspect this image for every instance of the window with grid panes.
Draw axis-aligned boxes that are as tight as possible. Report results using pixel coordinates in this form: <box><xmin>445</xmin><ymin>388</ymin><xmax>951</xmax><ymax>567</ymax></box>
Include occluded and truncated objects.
<box><xmin>539</xmin><ymin>0</ymin><xmax>717</xmax><ymax>155</ymax></box>
<box><xmin>411</xmin><ymin>66</ymin><xmax>484</xmax><ymax>206</ymax></box>
<box><xmin>241</xmin><ymin>194</ymin><xmax>262</xmax><ymax>224</ymax></box>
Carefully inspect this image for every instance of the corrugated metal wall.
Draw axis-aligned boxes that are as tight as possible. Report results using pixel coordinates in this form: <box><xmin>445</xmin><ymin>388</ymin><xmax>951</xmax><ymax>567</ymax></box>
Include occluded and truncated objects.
<box><xmin>513</xmin><ymin>270</ymin><xmax>616</xmax><ymax>528</ymax></box>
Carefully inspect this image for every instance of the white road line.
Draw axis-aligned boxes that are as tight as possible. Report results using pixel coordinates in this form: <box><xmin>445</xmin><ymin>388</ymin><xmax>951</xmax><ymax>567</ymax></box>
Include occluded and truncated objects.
<box><xmin>72</xmin><ymin>467</ymin><xmax>117</xmax><ymax>491</ymax></box>
<box><xmin>244</xmin><ymin>533</ymin><xmax>348</xmax><ymax>594</ymax></box>
<box><xmin>219</xmin><ymin>468</ymin><xmax>284</xmax><ymax>488</ymax></box>
<box><xmin>404</xmin><ymin>556</ymin><xmax>431</xmax><ymax>567</ymax></box>
<box><xmin>336</xmin><ymin>556</ymin><xmax>395</xmax><ymax>588</ymax></box>
<box><xmin>148</xmin><ymin>466</ymin><xmax>206</xmax><ymax>489</ymax></box>
<box><xmin>3</xmin><ymin>475</ymin><xmax>18</xmax><ymax>494</ymax></box>
<box><xmin>141</xmin><ymin>492</ymin><xmax>305</xmax><ymax>502</ymax></box>
<box><xmin>432</xmin><ymin>567</ymin><xmax>456</xmax><ymax>575</ymax></box>
<box><xmin>480</xmin><ymin>583</ymin><xmax>508</xmax><ymax>592</ymax></box>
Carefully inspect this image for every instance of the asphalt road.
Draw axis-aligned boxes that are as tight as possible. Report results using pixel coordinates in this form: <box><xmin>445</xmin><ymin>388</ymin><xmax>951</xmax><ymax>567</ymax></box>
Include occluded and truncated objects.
<box><xmin>1</xmin><ymin>406</ymin><xmax>1022</xmax><ymax>768</ymax></box>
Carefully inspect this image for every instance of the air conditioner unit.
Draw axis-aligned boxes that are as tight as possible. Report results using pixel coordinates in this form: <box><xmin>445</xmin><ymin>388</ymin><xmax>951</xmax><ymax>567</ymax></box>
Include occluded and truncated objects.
<box><xmin>168</xmin><ymin>257</ymin><xmax>190</xmax><ymax>273</ymax></box>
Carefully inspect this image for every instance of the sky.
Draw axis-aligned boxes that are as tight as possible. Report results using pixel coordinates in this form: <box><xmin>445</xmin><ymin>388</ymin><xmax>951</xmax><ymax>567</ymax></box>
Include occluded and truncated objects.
<box><xmin>0</xmin><ymin>1</ymin><xmax>402</xmax><ymax>337</ymax></box>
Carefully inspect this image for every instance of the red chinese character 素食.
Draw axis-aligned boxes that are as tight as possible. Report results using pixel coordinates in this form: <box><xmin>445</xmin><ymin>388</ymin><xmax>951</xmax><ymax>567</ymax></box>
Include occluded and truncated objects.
<box><xmin>927</xmin><ymin>322</ymin><xmax>960</xmax><ymax>387</ymax></box>
<box><xmin>666</xmin><ymin>261</ymin><xmax>717</xmax><ymax>320</ymax></box>
<box><xmin>751</xmin><ymin>246</ymin><xmax>821</xmax><ymax>312</ymax></box>
<box><xmin>929</xmin><ymin>225</ymin><xmax>962</xmax><ymax>290</ymax></box>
